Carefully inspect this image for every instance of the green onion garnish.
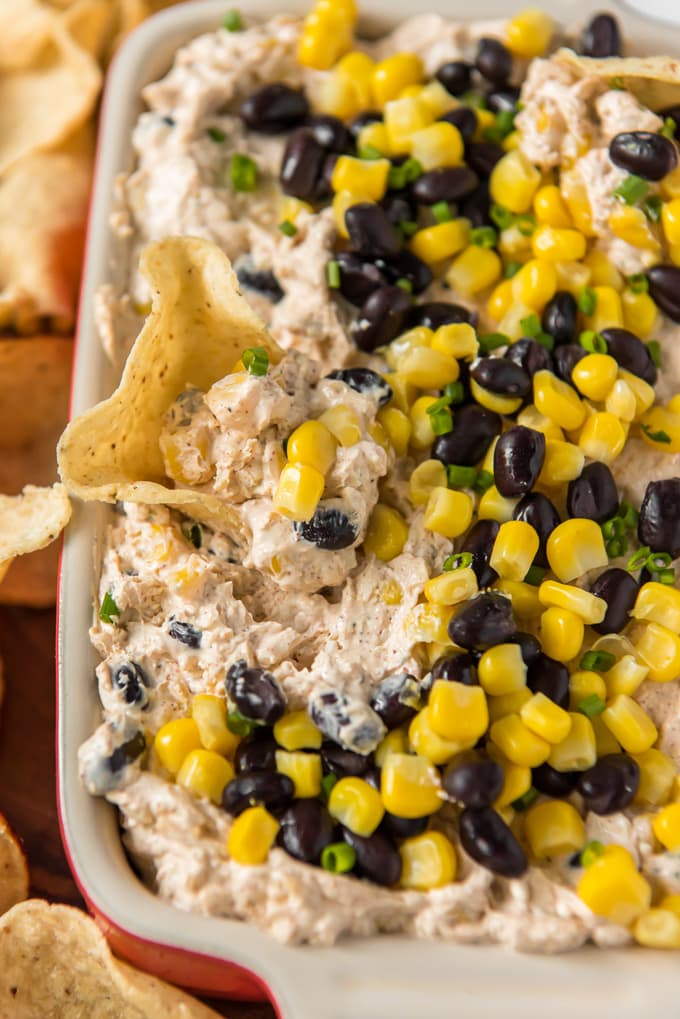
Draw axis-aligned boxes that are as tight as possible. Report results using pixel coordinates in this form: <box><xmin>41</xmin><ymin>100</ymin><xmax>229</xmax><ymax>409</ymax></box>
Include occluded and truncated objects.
<box><xmin>658</xmin><ymin>568</ymin><xmax>676</xmax><ymax>585</ymax></box>
<box><xmin>577</xmin><ymin>287</ymin><xmax>597</xmax><ymax>316</ymax></box>
<box><xmin>447</xmin><ymin>464</ymin><xmax>478</xmax><ymax>488</ymax></box>
<box><xmin>326</xmin><ymin>259</ymin><xmax>341</xmax><ymax>289</ymax></box>
<box><xmin>223</xmin><ymin>8</ymin><xmax>243</xmax><ymax>30</ymax></box>
<box><xmin>427</xmin><ymin>395</ymin><xmax>452</xmax><ymax>414</ymax></box>
<box><xmin>229</xmin><ymin>153</ymin><xmax>258</xmax><ymax>191</ymax></box>
<box><xmin>613</xmin><ymin>174</ymin><xmax>649</xmax><ymax>206</ymax></box>
<box><xmin>460</xmin><ymin>90</ymin><xmax>487</xmax><ymax>109</ymax></box>
<box><xmin>627</xmin><ymin>272</ymin><xmax>649</xmax><ymax>294</ymax></box>
<box><xmin>512</xmin><ymin>787</ymin><xmax>539</xmax><ymax>811</ymax></box>
<box><xmin>207</xmin><ymin>126</ymin><xmax>226</xmax><ymax>142</ymax></box>
<box><xmin>227</xmin><ymin>711</ymin><xmax>253</xmax><ymax>736</ymax></box>
<box><xmin>474</xmin><ymin>469</ymin><xmax>495</xmax><ymax>493</ymax></box>
<box><xmin>443</xmin><ymin>552</ymin><xmax>474</xmax><ymax>571</ymax></box>
<box><xmin>478</xmin><ymin>332</ymin><xmax>509</xmax><ymax>353</ymax></box>
<box><xmin>618</xmin><ymin>501</ymin><xmax>639</xmax><ymax>530</ymax></box>
<box><xmin>429</xmin><ymin>407</ymin><xmax>453</xmax><ymax>435</ymax></box>
<box><xmin>661</xmin><ymin>117</ymin><xmax>677</xmax><ymax>140</ymax></box>
<box><xmin>609</xmin><ymin>75</ymin><xmax>625</xmax><ymax>90</ymax></box>
<box><xmin>402</xmin><ymin>158</ymin><xmax>423</xmax><ymax>183</ymax></box>
<box><xmin>602</xmin><ymin>517</ymin><xmax>625</xmax><ymax>540</ymax></box>
<box><xmin>504</xmin><ymin>260</ymin><xmax>522</xmax><ymax>278</ymax></box>
<box><xmin>321</xmin><ymin>842</ymin><xmax>356</xmax><ymax>873</ymax></box>
<box><xmin>580</xmin><ymin>839</ymin><xmax>605</xmax><ymax>867</ymax></box>
<box><xmin>647</xmin><ymin>340</ymin><xmax>661</xmax><ymax>368</ymax></box>
<box><xmin>359</xmin><ymin>144</ymin><xmax>382</xmax><ymax>161</ymax></box>
<box><xmin>642</xmin><ymin>194</ymin><xmax>663</xmax><ymax>222</ymax></box>
<box><xmin>399</xmin><ymin>219</ymin><xmax>419</xmax><ymax>238</ymax></box>
<box><xmin>524</xmin><ymin>565</ymin><xmax>546</xmax><ymax>586</ymax></box>
<box><xmin>320</xmin><ymin>773</ymin><xmax>338</xmax><ymax>802</ymax></box>
<box><xmin>579</xmin><ymin>329</ymin><xmax>607</xmax><ymax>354</ymax></box>
<box><xmin>490</xmin><ymin>203</ymin><xmax>515</xmax><ymax>230</ymax></box>
<box><xmin>641</xmin><ymin>423</ymin><xmax>671</xmax><ymax>444</ymax></box>
<box><xmin>444</xmin><ymin>380</ymin><xmax>465</xmax><ymax>404</ymax></box>
<box><xmin>388</xmin><ymin>158</ymin><xmax>422</xmax><ymax>190</ymax></box>
<box><xmin>182</xmin><ymin>521</ymin><xmax>202</xmax><ymax>548</ymax></box>
<box><xmin>579</xmin><ymin>650</ymin><xmax>616</xmax><ymax>672</ymax></box>
<box><xmin>99</xmin><ymin>591</ymin><xmax>120</xmax><ymax>625</ymax></box>
<box><xmin>432</xmin><ymin>200</ymin><xmax>453</xmax><ymax>223</ymax></box>
<box><xmin>520</xmin><ymin>313</ymin><xmax>542</xmax><ymax>337</ymax></box>
<box><xmin>395</xmin><ymin>277</ymin><xmax>413</xmax><ymax>293</ymax></box>
<box><xmin>627</xmin><ymin>547</ymin><xmax>652</xmax><ymax>571</ymax></box>
<box><xmin>606</xmin><ymin>537</ymin><xmax>627</xmax><ymax>558</ymax></box>
<box><xmin>577</xmin><ymin>694</ymin><xmax>606</xmax><ymax>718</ymax></box>
<box><xmin>649</xmin><ymin>551</ymin><xmax>673</xmax><ymax>569</ymax></box>
<box><xmin>278</xmin><ymin>219</ymin><xmax>297</xmax><ymax>237</ymax></box>
<box><xmin>470</xmin><ymin>226</ymin><xmax>498</xmax><ymax>248</ymax></box>
<box><xmin>242</xmin><ymin>346</ymin><xmax>269</xmax><ymax>376</ymax></box>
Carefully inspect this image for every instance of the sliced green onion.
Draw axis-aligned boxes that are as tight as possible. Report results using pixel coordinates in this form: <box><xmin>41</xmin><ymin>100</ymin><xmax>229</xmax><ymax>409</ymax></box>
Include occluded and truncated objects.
<box><xmin>99</xmin><ymin>591</ymin><xmax>120</xmax><ymax>625</ymax></box>
<box><xmin>223</xmin><ymin>8</ymin><xmax>243</xmax><ymax>30</ymax></box>
<box><xmin>577</xmin><ymin>287</ymin><xmax>597</xmax><ymax>316</ymax></box>
<box><xmin>515</xmin><ymin>213</ymin><xmax>536</xmax><ymax>236</ymax></box>
<box><xmin>227</xmin><ymin>711</ymin><xmax>253</xmax><ymax>736</ymax></box>
<box><xmin>429</xmin><ymin>407</ymin><xmax>453</xmax><ymax>435</ymax></box>
<box><xmin>647</xmin><ymin>340</ymin><xmax>661</xmax><ymax>368</ymax></box>
<box><xmin>613</xmin><ymin>174</ymin><xmax>648</xmax><ymax>206</ymax></box>
<box><xmin>399</xmin><ymin>219</ymin><xmax>419</xmax><ymax>238</ymax></box>
<box><xmin>395</xmin><ymin>277</ymin><xmax>413</xmax><ymax>293</ymax></box>
<box><xmin>579</xmin><ymin>329</ymin><xmax>607</xmax><ymax>354</ymax></box>
<box><xmin>444</xmin><ymin>380</ymin><xmax>465</xmax><ymax>405</ymax></box>
<box><xmin>524</xmin><ymin>565</ymin><xmax>546</xmax><ymax>586</ymax></box>
<box><xmin>432</xmin><ymin>200</ymin><xmax>453</xmax><ymax>223</ymax></box>
<box><xmin>229</xmin><ymin>153</ymin><xmax>258</xmax><ymax>191</ymax></box>
<box><xmin>609</xmin><ymin>76</ymin><xmax>624</xmax><ymax>90</ymax></box>
<box><xmin>641</xmin><ymin>423</ymin><xmax>671</xmax><ymax>444</ymax></box>
<box><xmin>447</xmin><ymin>464</ymin><xmax>478</xmax><ymax>488</ymax></box>
<box><xmin>470</xmin><ymin>226</ymin><xmax>498</xmax><ymax>248</ymax></box>
<box><xmin>618</xmin><ymin>501</ymin><xmax>639</xmax><ymax>530</ymax></box>
<box><xmin>580</xmin><ymin>839</ymin><xmax>605</xmax><ymax>868</ymax></box>
<box><xmin>326</xmin><ymin>259</ymin><xmax>341</xmax><ymax>289</ymax></box>
<box><xmin>627</xmin><ymin>546</ymin><xmax>651</xmax><ymax>571</ymax></box>
<box><xmin>242</xmin><ymin>346</ymin><xmax>269</xmax><ymax>376</ymax></box>
<box><xmin>474</xmin><ymin>469</ymin><xmax>495</xmax><ymax>493</ymax></box>
<box><xmin>389</xmin><ymin>159</ymin><xmax>422</xmax><ymax>189</ymax></box>
<box><xmin>207</xmin><ymin>126</ymin><xmax>226</xmax><ymax>142</ymax></box>
<box><xmin>359</xmin><ymin>144</ymin><xmax>383</xmax><ymax>161</ymax></box>
<box><xmin>577</xmin><ymin>693</ymin><xmax>606</xmax><ymax>718</ymax></box>
<box><xmin>602</xmin><ymin>517</ymin><xmax>625</xmax><ymax>540</ymax></box>
<box><xmin>606</xmin><ymin>537</ymin><xmax>627</xmax><ymax>558</ymax></box>
<box><xmin>512</xmin><ymin>787</ymin><xmax>539</xmax><ymax>811</ymax></box>
<box><xmin>478</xmin><ymin>332</ymin><xmax>509</xmax><ymax>353</ymax></box>
<box><xmin>642</xmin><ymin>194</ymin><xmax>663</xmax><ymax>223</ymax></box>
<box><xmin>520</xmin><ymin>313</ymin><xmax>542</xmax><ymax>337</ymax></box>
<box><xmin>426</xmin><ymin>395</ymin><xmax>452</xmax><ymax>414</ymax></box>
<box><xmin>320</xmin><ymin>773</ymin><xmax>338</xmax><ymax>802</ymax></box>
<box><xmin>321</xmin><ymin>841</ymin><xmax>356</xmax><ymax>873</ymax></box>
<box><xmin>182</xmin><ymin>521</ymin><xmax>202</xmax><ymax>548</ymax></box>
<box><xmin>504</xmin><ymin>259</ymin><xmax>522</xmax><ymax>279</ymax></box>
<box><xmin>460</xmin><ymin>90</ymin><xmax>487</xmax><ymax>109</ymax></box>
<box><xmin>627</xmin><ymin>272</ymin><xmax>649</xmax><ymax>294</ymax></box>
<box><xmin>648</xmin><ymin>552</ymin><xmax>673</xmax><ymax>569</ymax></box>
<box><xmin>278</xmin><ymin>219</ymin><xmax>297</xmax><ymax>237</ymax></box>
<box><xmin>490</xmin><ymin>203</ymin><xmax>515</xmax><ymax>230</ymax></box>
<box><xmin>658</xmin><ymin>568</ymin><xmax>676</xmax><ymax>585</ymax></box>
<box><xmin>402</xmin><ymin>158</ymin><xmax>423</xmax><ymax>183</ymax></box>
<box><xmin>443</xmin><ymin>552</ymin><xmax>474</xmax><ymax>571</ymax></box>
<box><xmin>579</xmin><ymin>650</ymin><xmax>616</xmax><ymax>672</ymax></box>
<box><xmin>661</xmin><ymin>117</ymin><xmax>677</xmax><ymax>140</ymax></box>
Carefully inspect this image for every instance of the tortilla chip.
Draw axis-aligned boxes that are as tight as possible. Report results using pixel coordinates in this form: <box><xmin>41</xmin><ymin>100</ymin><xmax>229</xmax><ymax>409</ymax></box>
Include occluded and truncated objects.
<box><xmin>58</xmin><ymin>237</ymin><xmax>281</xmax><ymax>534</ymax></box>
<box><xmin>60</xmin><ymin>0</ymin><xmax>117</xmax><ymax>61</ymax></box>
<box><xmin>0</xmin><ymin>484</ymin><xmax>71</xmax><ymax>572</ymax></box>
<box><xmin>0</xmin><ymin>901</ymin><xmax>224</xmax><ymax>1018</ymax></box>
<box><xmin>0</xmin><ymin>816</ymin><xmax>29</xmax><ymax>917</ymax></box>
<box><xmin>559</xmin><ymin>50</ymin><xmax>680</xmax><ymax>110</ymax></box>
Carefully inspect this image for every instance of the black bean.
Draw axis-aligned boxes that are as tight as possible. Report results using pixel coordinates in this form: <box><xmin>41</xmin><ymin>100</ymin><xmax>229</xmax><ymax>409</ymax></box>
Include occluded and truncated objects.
<box><xmin>639</xmin><ymin>478</ymin><xmax>680</xmax><ymax>556</ymax></box>
<box><xmin>510</xmin><ymin>631</ymin><xmax>542</xmax><ymax>665</ymax></box>
<box><xmin>111</xmin><ymin>661</ymin><xmax>149</xmax><ymax>706</ymax></box>
<box><xmin>236</xmin><ymin>264</ymin><xmax>284</xmax><ymax>303</ymax></box>
<box><xmin>475</xmin><ymin>38</ymin><xmax>512</xmax><ymax>85</ymax></box>
<box><xmin>374</xmin><ymin>250</ymin><xmax>433</xmax><ymax>295</ymax></box>
<box><xmin>461</xmin><ymin>518</ymin><xmax>500</xmax><ymax>588</ymax></box>
<box><xmin>542</xmin><ymin>291</ymin><xmax>578</xmax><ymax>346</ymax></box>
<box><xmin>532</xmin><ymin>762</ymin><xmax>579</xmax><ymax>798</ymax></box>
<box><xmin>341</xmin><ymin>828</ymin><xmax>402</xmax><ymax>885</ymax></box>
<box><xmin>363</xmin><ymin>765</ymin><xmax>382</xmax><ymax>791</ymax></box>
<box><xmin>279</xmin><ymin>128</ymin><xmax>325</xmax><ymax>200</ymax></box>
<box><xmin>647</xmin><ymin>264</ymin><xmax>680</xmax><ymax>323</ymax></box>
<box><xmin>314</xmin><ymin>152</ymin><xmax>340</xmax><ymax>201</ymax></box>
<box><xmin>435</xmin><ymin>60</ymin><xmax>472</xmax><ymax>96</ymax></box>
<box><xmin>439</xmin><ymin>106</ymin><xmax>477</xmax><ymax>144</ymax></box>
<box><xmin>411</xmin><ymin>167</ymin><xmax>479</xmax><ymax>205</ymax></box>
<box><xmin>460</xmin><ymin>183</ymin><xmax>492</xmax><ymax>226</ymax></box>
<box><xmin>349</xmin><ymin>110</ymin><xmax>382</xmax><ymax>138</ymax></box>
<box><xmin>567</xmin><ymin>462</ymin><xmax>619</xmax><ymax>524</ymax></box>
<box><xmin>486</xmin><ymin>88</ymin><xmax>520</xmax><ymax>113</ymax></box>
<box><xmin>580</xmin><ymin>12</ymin><xmax>622</xmax><ymax>57</ymax></box>
<box><xmin>505</xmin><ymin>338</ymin><xmax>554</xmax><ymax>378</ymax></box>
<box><xmin>108</xmin><ymin>730</ymin><xmax>146</xmax><ymax>773</ymax></box>
<box><xmin>459</xmin><ymin>807</ymin><xmax>528</xmax><ymax>877</ymax></box>
<box><xmin>222</xmin><ymin>769</ymin><xmax>295</xmax><ymax>816</ymax></box>
<box><xmin>577</xmin><ymin>754</ymin><xmax>640</xmax><ymax>814</ymax></box>
<box><xmin>513</xmin><ymin>492</ymin><xmax>561</xmax><ymax>568</ymax></box>
<box><xmin>226</xmin><ymin>660</ymin><xmax>286</xmax><ymax>724</ymax></box>
<box><xmin>370</xmin><ymin>673</ymin><xmax>421</xmax><ymax>729</ymax></box>
<box><xmin>293</xmin><ymin>505</ymin><xmax>359</xmax><ymax>551</ymax></box>
<box><xmin>234</xmin><ymin>730</ymin><xmax>278</xmax><ymax>773</ymax></box>
<box><xmin>408</xmin><ymin>301</ymin><xmax>476</xmax><ymax>330</ymax></box>
<box><xmin>306</xmin><ymin>113</ymin><xmax>351</xmax><ymax>152</ymax></box>
<box><xmin>448</xmin><ymin>592</ymin><xmax>517</xmax><ymax>650</ymax></box>
<box><xmin>168</xmin><ymin>620</ymin><xmax>202</xmax><ymax>649</ymax></box>
<box><xmin>527</xmin><ymin>653</ymin><xmax>569</xmax><ymax>708</ymax></box>
<box><xmin>326</xmin><ymin>367</ymin><xmax>393</xmax><ymax>406</ymax></box>
<box><xmin>471</xmin><ymin>358</ymin><xmax>531</xmax><ymax>397</ymax></box>
<box><xmin>352</xmin><ymin>285</ymin><xmax>412</xmax><ymax>352</ymax></box>
<box><xmin>609</xmin><ymin>131</ymin><xmax>677</xmax><ymax>182</ymax></box>
<box><xmin>493</xmin><ymin>425</ymin><xmax>546</xmax><ymax>497</ymax></box>
<box><xmin>590</xmin><ymin>568</ymin><xmax>640</xmax><ymax>635</ymax></box>
<box><xmin>309</xmin><ymin>690</ymin><xmax>385</xmax><ymax>754</ymax></box>
<box><xmin>443</xmin><ymin>759</ymin><xmax>504</xmax><ymax>808</ymax></box>
<box><xmin>334</xmin><ymin>251</ymin><xmax>387</xmax><ymax>305</ymax></box>
<box><xmin>240</xmin><ymin>83</ymin><xmax>309</xmax><ymax>133</ymax></box>
<box><xmin>431</xmin><ymin>651</ymin><xmax>479</xmax><ymax>686</ymax></box>
<box><xmin>600</xmin><ymin>327</ymin><xmax>657</xmax><ymax>385</ymax></box>
<box><xmin>432</xmin><ymin>404</ymin><xmax>502</xmax><ymax>467</ymax></box>
<box><xmin>321</xmin><ymin>741</ymin><xmax>372</xmax><ymax>778</ymax></box>
<box><xmin>278</xmin><ymin>800</ymin><xmax>335</xmax><ymax>863</ymax></box>
<box><xmin>554</xmin><ymin>343</ymin><xmax>587</xmax><ymax>385</ymax></box>
<box><xmin>380</xmin><ymin>192</ymin><xmax>417</xmax><ymax>227</ymax></box>
<box><xmin>379</xmin><ymin>813</ymin><xmax>429</xmax><ymax>839</ymax></box>
<box><xmin>345</xmin><ymin>202</ymin><xmax>401</xmax><ymax>257</ymax></box>
<box><xmin>465</xmin><ymin>141</ymin><xmax>504</xmax><ymax>178</ymax></box>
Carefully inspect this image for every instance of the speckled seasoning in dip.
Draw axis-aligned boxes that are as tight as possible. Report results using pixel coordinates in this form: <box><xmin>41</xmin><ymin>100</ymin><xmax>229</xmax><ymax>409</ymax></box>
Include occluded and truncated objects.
<box><xmin>79</xmin><ymin>3</ymin><xmax>680</xmax><ymax>953</ymax></box>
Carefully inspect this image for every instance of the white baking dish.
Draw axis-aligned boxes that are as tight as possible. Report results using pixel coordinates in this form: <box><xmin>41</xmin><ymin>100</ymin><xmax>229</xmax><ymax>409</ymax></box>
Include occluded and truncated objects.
<box><xmin>58</xmin><ymin>1</ymin><xmax>680</xmax><ymax>1013</ymax></box>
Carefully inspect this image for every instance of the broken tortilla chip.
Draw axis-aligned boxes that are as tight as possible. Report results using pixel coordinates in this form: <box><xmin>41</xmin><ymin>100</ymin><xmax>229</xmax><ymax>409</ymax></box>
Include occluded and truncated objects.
<box><xmin>559</xmin><ymin>49</ymin><xmax>680</xmax><ymax>110</ymax></box>
<box><xmin>0</xmin><ymin>484</ymin><xmax>72</xmax><ymax>583</ymax></box>
<box><xmin>58</xmin><ymin>237</ymin><xmax>281</xmax><ymax>534</ymax></box>
<box><xmin>0</xmin><ymin>816</ymin><xmax>29</xmax><ymax>918</ymax></box>
<box><xmin>0</xmin><ymin>900</ymin><xmax>224</xmax><ymax>1018</ymax></box>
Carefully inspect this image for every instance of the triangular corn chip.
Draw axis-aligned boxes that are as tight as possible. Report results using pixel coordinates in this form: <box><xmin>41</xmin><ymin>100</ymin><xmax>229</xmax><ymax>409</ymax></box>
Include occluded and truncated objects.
<box><xmin>559</xmin><ymin>49</ymin><xmax>680</xmax><ymax>110</ymax></box>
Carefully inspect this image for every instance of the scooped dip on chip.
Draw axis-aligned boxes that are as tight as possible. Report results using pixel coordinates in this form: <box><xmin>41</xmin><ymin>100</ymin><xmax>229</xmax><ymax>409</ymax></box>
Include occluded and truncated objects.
<box><xmin>65</xmin><ymin>3</ymin><xmax>680</xmax><ymax>953</ymax></box>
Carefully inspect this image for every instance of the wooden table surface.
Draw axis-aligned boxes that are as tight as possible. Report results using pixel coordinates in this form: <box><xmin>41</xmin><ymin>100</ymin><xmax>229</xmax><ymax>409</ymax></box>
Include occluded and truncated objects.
<box><xmin>0</xmin><ymin>604</ymin><xmax>276</xmax><ymax>1019</ymax></box>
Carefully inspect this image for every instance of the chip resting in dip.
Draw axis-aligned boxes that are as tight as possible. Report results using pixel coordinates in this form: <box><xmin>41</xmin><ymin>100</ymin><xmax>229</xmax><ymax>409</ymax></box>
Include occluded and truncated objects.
<box><xmin>64</xmin><ymin>3</ymin><xmax>680</xmax><ymax>953</ymax></box>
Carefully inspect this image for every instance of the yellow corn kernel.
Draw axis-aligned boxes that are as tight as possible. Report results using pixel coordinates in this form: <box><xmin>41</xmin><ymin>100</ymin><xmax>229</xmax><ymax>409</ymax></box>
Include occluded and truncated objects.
<box><xmin>633</xmin><ymin>749</ymin><xmax>677</xmax><ymax>807</ymax></box>
<box><xmin>622</xmin><ymin>289</ymin><xmax>657</xmax><ymax>338</ymax></box>
<box><xmin>371</xmin><ymin>52</ymin><xmax>424</xmax><ymax>106</ymax></box>
<box><xmin>431</xmin><ymin>322</ymin><xmax>479</xmax><ymax>360</ymax></box>
<box><xmin>273</xmin><ymin>710</ymin><xmax>322</xmax><ymax>751</ymax></box>
<box><xmin>364</xmin><ymin>503</ymin><xmax>409</xmax><ymax>561</ymax></box>
<box><xmin>498</xmin><ymin>223</ymin><xmax>533</xmax><ymax>261</ymax></box>
<box><xmin>520</xmin><ymin>692</ymin><xmax>572</xmax><ymax>745</ymax></box>
<box><xmin>493</xmin><ymin>757</ymin><xmax>532</xmax><ymax>808</ymax></box>
<box><xmin>274</xmin><ymin>463</ymin><xmax>325</xmax><ymax>522</ymax></box>
<box><xmin>317</xmin><ymin>68</ymin><xmax>364</xmax><ymax>119</ymax></box>
<box><xmin>584</xmin><ymin>285</ymin><xmax>624</xmax><ymax>334</ymax></box>
<box><xmin>490</xmin><ymin>713</ymin><xmax>551</xmax><ymax>767</ymax></box>
<box><xmin>408</xmin><ymin>459</ymin><xmax>448</xmax><ymax>506</ymax></box>
<box><xmin>399</xmin><ymin>830</ymin><xmax>457</xmax><ymax>889</ymax></box>
<box><xmin>428</xmin><ymin>680</ymin><xmax>489</xmax><ymax>747</ymax></box>
<box><xmin>578</xmin><ymin>844</ymin><xmax>651</xmax><ymax>925</ymax></box>
<box><xmin>578</xmin><ymin>412</ymin><xmax>627</xmax><ymax>466</ymax></box>
<box><xmin>662</xmin><ymin>197</ymin><xmax>680</xmax><ymax>245</ymax></box>
<box><xmin>191</xmin><ymin>694</ymin><xmax>239</xmax><ymax>757</ymax></box>
<box><xmin>317</xmin><ymin>405</ymin><xmax>361</xmax><ymax>446</ymax></box>
<box><xmin>538</xmin><ymin>581</ymin><xmax>606</xmax><ymax>625</ymax></box>
<box><xmin>370</xmin><ymin>420</ymin><xmax>390</xmax><ymax>452</ymax></box>
<box><xmin>332</xmin><ymin>190</ymin><xmax>373</xmax><ymax>237</ymax></box>
<box><xmin>602</xmin><ymin>695</ymin><xmax>657</xmax><ymax>754</ymax></box>
<box><xmin>569</xmin><ymin>670</ymin><xmax>607</xmax><ymax>709</ymax></box>
<box><xmin>525</xmin><ymin>799</ymin><xmax>585</xmax><ymax>859</ymax></box>
<box><xmin>405</xmin><ymin>603</ymin><xmax>454</xmax><ymax>645</ymax></box>
<box><xmin>652</xmin><ymin>802</ymin><xmax>680</xmax><ymax>851</ymax></box>
<box><xmin>446</xmin><ymin>246</ymin><xmax>502</xmax><ymax>297</ymax></box>
<box><xmin>408</xmin><ymin>395</ymin><xmax>438</xmax><ymax>450</ymax></box>
<box><xmin>555</xmin><ymin>259</ymin><xmax>592</xmax><ymax>296</ymax></box>
<box><xmin>487</xmin><ymin>687</ymin><xmax>533</xmax><ymax>723</ymax></box>
<box><xmin>279</xmin><ymin>196</ymin><xmax>313</xmax><ymax>224</ymax></box>
<box><xmin>560</xmin><ymin>172</ymin><xmax>595</xmax><ymax>236</ymax></box>
<box><xmin>409</xmin><ymin>121</ymin><xmax>464</xmax><ymax>171</ymax></box>
<box><xmin>478</xmin><ymin>485</ymin><xmax>519</xmax><ymax>523</ymax></box>
<box><xmin>489</xmin><ymin>520</ymin><xmax>540</xmax><ymax>582</ymax></box>
<box><xmin>417</xmin><ymin>79</ymin><xmax>458</xmax><ymax>117</ymax></box>
<box><xmin>473</xmin><ymin>107</ymin><xmax>496</xmax><ymax>142</ymax></box>
<box><xmin>533</xmin><ymin>370</ymin><xmax>586</xmax><ymax>431</ymax></box>
<box><xmin>490</xmin><ymin>150</ymin><xmax>541</xmax><ymax>213</ymax></box>
<box><xmin>546</xmin><ymin>518</ymin><xmax>608</xmax><ymax>583</ymax></box>
<box><xmin>506</xmin><ymin>7</ymin><xmax>553</xmax><ymax>56</ymax></box>
<box><xmin>608</xmin><ymin>205</ymin><xmax>660</xmax><ymax>253</ymax></box>
<box><xmin>399</xmin><ymin>346</ymin><xmax>460</xmax><ymax>388</ymax></box>
<box><xmin>540</xmin><ymin>606</ymin><xmax>584</xmax><ymax>663</ymax></box>
<box><xmin>631</xmin><ymin>621</ymin><xmax>680</xmax><ymax>682</ymax></box>
<box><xmin>387</xmin><ymin>325</ymin><xmax>432</xmax><ymax>368</ymax></box>
<box><xmin>275</xmin><ymin>750</ymin><xmax>322</xmax><ymax>798</ymax></box>
<box><xmin>619</xmin><ymin>369</ymin><xmax>655</xmax><ymax>418</ymax></box>
<box><xmin>661</xmin><ymin>895</ymin><xmax>680</xmax><ymax>917</ymax></box>
<box><xmin>334</xmin><ymin>48</ymin><xmax>374</xmax><ymax>104</ymax></box>
<box><xmin>592</xmin><ymin>714</ymin><xmax>621</xmax><ymax>757</ymax></box>
<box><xmin>511</xmin><ymin>258</ymin><xmax>557</xmax><ymax>310</ymax></box>
<box><xmin>357</xmin><ymin>120</ymin><xmax>393</xmax><ymax>158</ymax></box>
<box><xmin>517</xmin><ymin>404</ymin><xmax>565</xmax><ymax>441</ymax></box>
<box><xmin>383</xmin><ymin>95</ymin><xmax>434</xmax><ymax>152</ymax></box>
<box><xmin>634</xmin><ymin>909</ymin><xmax>680</xmax><ymax>948</ymax></box>
<box><xmin>383</xmin><ymin>371</ymin><xmax>416</xmax><ymax>414</ymax></box>
<box><xmin>227</xmin><ymin>805</ymin><xmax>279</xmax><ymax>865</ymax></box>
<box><xmin>548</xmin><ymin>713</ymin><xmax>596</xmax><ymax>771</ymax></box>
<box><xmin>531</xmin><ymin>225</ymin><xmax>586</xmax><ymax>263</ymax></box>
<box><xmin>424</xmin><ymin>486</ymin><xmax>474</xmax><ymax>539</ymax></box>
<box><xmin>154</xmin><ymin>718</ymin><xmax>201</xmax><ymax>776</ymax></box>
<box><xmin>487</xmin><ymin>278</ymin><xmax>515</xmax><ymax>321</ymax></box>
<box><xmin>377</xmin><ymin>406</ymin><xmax>411</xmax><ymax>456</ymax></box>
<box><xmin>409</xmin><ymin>705</ymin><xmax>462</xmax><ymax>764</ymax></box>
<box><xmin>176</xmin><ymin>748</ymin><xmax>234</xmax><ymax>805</ymax></box>
<box><xmin>533</xmin><ymin>185</ymin><xmax>572</xmax><ymax>228</ymax></box>
<box><xmin>537</xmin><ymin>442</ymin><xmax>584</xmax><ymax>494</ymax></box>
<box><xmin>469</xmin><ymin>379</ymin><xmax>522</xmax><ymax>415</ymax></box>
<box><xmin>298</xmin><ymin>20</ymin><xmax>351</xmax><ymax>71</ymax></box>
<box><xmin>331</xmin><ymin>155</ymin><xmax>390</xmax><ymax>201</ymax></box>
<box><xmin>381</xmin><ymin>752</ymin><xmax>443</xmax><ymax>817</ymax></box>
<box><xmin>671</xmin><ymin>243</ymin><xmax>680</xmax><ymax>266</ymax></box>
<box><xmin>583</xmin><ymin>250</ymin><xmax>624</xmax><ymax>292</ymax></box>
<box><xmin>328</xmin><ymin>776</ymin><xmax>384</xmax><ymax>836</ymax></box>
<box><xmin>481</xmin><ymin>435</ymin><xmax>498</xmax><ymax>473</ymax></box>
<box><xmin>375</xmin><ymin>727</ymin><xmax>409</xmax><ymax>767</ymax></box>
<box><xmin>604</xmin><ymin>654</ymin><xmax>649</xmax><ymax>699</ymax></box>
<box><xmin>286</xmin><ymin>419</ymin><xmax>337</xmax><ymax>475</ymax></box>
<box><xmin>409</xmin><ymin>219</ymin><xmax>469</xmax><ymax>265</ymax></box>
<box><xmin>493</xmin><ymin>580</ymin><xmax>541</xmax><ymax>623</ymax></box>
<box><xmin>639</xmin><ymin>405</ymin><xmax>680</xmax><ymax>453</ymax></box>
<box><xmin>605</xmin><ymin>378</ymin><xmax>637</xmax><ymax>422</ymax></box>
<box><xmin>478</xmin><ymin>643</ymin><xmax>527</xmax><ymax>697</ymax></box>
<box><xmin>424</xmin><ymin>568</ymin><xmax>478</xmax><ymax>606</ymax></box>
<box><xmin>571</xmin><ymin>353</ymin><xmax>618</xmax><ymax>402</ymax></box>
<box><xmin>632</xmin><ymin>583</ymin><xmax>680</xmax><ymax>634</ymax></box>
<box><xmin>662</xmin><ymin>164</ymin><xmax>680</xmax><ymax>200</ymax></box>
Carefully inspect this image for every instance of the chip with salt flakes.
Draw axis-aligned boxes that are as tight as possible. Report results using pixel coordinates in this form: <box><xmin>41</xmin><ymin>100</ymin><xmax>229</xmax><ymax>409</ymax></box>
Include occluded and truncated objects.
<box><xmin>0</xmin><ymin>484</ymin><xmax>72</xmax><ymax>580</ymax></box>
<box><xmin>559</xmin><ymin>49</ymin><xmax>680</xmax><ymax>110</ymax></box>
<box><xmin>0</xmin><ymin>815</ymin><xmax>28</xmax><ymax>918</ymax></box>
